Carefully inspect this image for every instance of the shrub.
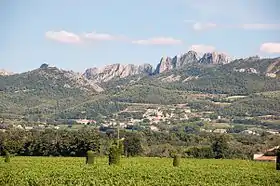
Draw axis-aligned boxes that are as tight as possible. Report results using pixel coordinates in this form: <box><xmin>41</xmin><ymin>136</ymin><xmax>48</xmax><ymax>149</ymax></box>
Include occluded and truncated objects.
<box><xmin>4</xmin><ymin>150</ymin><xmax>10</xmax><ymax>163</ymax></box>
<box><xmin>173</xmin><ymin>154</ymin><xmax>180</xmax><ymax>167</ymax></box>
<box><xmin>276</xmin><ymin>150</ymin><xmax>280</xmax><ymax>170</ymax></box>
<box><xmin>186</xmin><ymin>146</ymin><xmax>214</xmax><ymax>159</ymax></box>
<box><xmin>109</xmin><ymin>144</ymin><xmax>121</xmax><ymax>165</ymax></box>
<box><xmin>86</xmin><ymin>150</ymin><xmax>95</xmax><ymax>165</ymax></box>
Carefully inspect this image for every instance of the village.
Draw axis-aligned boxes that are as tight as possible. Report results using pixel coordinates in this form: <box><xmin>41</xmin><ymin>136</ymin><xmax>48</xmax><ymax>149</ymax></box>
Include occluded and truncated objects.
<box><xmin>2</xmin><ymin>102</ymin><xmax>279</xmax><ymax>138</ymax></box>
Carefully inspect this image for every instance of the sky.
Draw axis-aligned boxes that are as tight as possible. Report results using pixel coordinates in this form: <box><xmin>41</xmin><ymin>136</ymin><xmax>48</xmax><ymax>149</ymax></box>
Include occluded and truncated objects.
<box><xmin>1</xmin><ymin>0</ymin><xmax>280</xmax><ymax>73</ymax></box>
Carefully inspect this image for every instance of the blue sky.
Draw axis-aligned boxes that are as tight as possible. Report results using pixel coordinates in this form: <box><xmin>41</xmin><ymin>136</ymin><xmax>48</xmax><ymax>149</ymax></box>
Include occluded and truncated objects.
<box><xmin>1</xmin><ymin>0</ymin><xmax>280</xmax><ymax>73</ymax></box>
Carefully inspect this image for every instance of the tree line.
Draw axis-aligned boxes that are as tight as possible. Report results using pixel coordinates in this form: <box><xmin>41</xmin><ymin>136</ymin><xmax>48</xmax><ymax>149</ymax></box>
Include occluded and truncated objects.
<box><xmin>1</xmin><ymin>128</ymin><xmax>279</xmax><ymax>159</ymax></box>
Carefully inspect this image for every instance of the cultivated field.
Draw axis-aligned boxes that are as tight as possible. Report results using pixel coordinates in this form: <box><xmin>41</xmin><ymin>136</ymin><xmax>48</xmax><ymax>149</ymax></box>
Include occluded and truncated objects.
<box><xmin>0</xmin><ymin>157</ymin><xmax>279</xmax><ymax>186</ymax></box>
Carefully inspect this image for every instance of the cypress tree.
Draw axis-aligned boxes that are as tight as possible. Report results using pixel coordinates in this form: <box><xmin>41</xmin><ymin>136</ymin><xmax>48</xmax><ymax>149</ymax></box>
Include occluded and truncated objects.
<box><xmin>109</xmin><ymin>144</ymin><xmax>121</xmax><ymax>165</ymax></box>
<box><xmin>108</xmin><ymin>140</ymin><xmax>123</xmax><ymax>166</ymax></box>
<box><xmin>86</xmin><ymin>150</ymin><xmax>95</xmax><ymax>165</ymax></box>
<box><xmin>173</xmin><ymin>154</ymin><xmax>180</xmax><ymax>167</ymax></box>
<box><xmin>4</xmin><ymin>150</ymin><xmax>10</xmax><ymax>163</ymax></box>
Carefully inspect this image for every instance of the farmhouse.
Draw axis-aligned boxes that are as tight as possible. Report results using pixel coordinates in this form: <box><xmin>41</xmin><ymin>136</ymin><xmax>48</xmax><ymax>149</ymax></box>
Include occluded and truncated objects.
<box><xmin>253</xmin><ymin>146</ymin><xmax>279</xmax><ymax>162</ymax></box>
<box><xmin>75</xmin><ymin>119</ymin><xmax>96</xmax><ymax>125</ymax></box>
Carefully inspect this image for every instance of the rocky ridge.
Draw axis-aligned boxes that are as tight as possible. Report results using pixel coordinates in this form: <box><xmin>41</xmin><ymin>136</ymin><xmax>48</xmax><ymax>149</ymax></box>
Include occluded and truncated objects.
<box><xmin>84</xmin><ymin>51</ymin><xmax>230</xmax><ymax>81</ymax></box>
<box><xmin>155</xmin><ymin>51</ymin><xmax>230</xmax><ymax>73</ymax></box>
<box><xmin>83</xmin><ymin>63</ymin><xmax>153</xmax><ymax>82</ymax></box>
<box><xmin>198</xmin><ymin>52</ymin><xmax>230</xmax><ymax>65</ymax></box>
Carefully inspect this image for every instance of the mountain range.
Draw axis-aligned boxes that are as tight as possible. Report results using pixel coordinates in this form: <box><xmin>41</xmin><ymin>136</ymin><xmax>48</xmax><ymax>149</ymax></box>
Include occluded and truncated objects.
<box><xmin>83</xmin><ymin>51</ymin><xmax>231</xmax><ymax>82</ymax></box>
<box><xmin>0</xmin><ymin>51</ymin><xmax>232</xmax><ymax>82</ymax></box>
<box><xmin>0</xmin><ymin>50</ymin><xmax>280</xmax><ymax>121</ymax></box>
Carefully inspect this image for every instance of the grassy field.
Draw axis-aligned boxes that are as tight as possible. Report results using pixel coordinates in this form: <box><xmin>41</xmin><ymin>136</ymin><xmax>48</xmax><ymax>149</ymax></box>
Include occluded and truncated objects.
<box><xmin>1</xmin><ymin>157</ymin><xmax>279</xmax><ymax>186</ymax></box>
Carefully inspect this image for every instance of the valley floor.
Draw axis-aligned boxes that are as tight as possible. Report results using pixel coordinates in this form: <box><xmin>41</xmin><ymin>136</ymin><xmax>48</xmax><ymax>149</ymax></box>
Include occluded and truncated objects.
<box><xmin>0</xmin><ymin>157</ymin><xmax>279</xmax><ymax>186</ymax></box>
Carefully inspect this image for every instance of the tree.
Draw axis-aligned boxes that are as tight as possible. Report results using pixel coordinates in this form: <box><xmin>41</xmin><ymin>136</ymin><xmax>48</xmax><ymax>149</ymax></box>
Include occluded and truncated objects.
<box><xmin>173</xmin><ymin>154</ymin><xmax>180</xmax><ymax>167</ymax></box>
<box><xmin>212</xmin><ymin>135</ymin><xmax>229</xmax><ymax>159</ymax></box>
<box><xmin>86</xmin><ymin>150</ymin><xmax>95</xmax><ymax>165</ymax></box>
<box><xmin>186</xmin><ymin>146</ymin><xmax>214</xmax><ymax>159</ymax></box>
<box><xmin>108</xmin><ymin>141</ymin><xmax>122</xmax><ymax>165</ymax></box>
<box><xmin>276</xmin><ymin>150</ymin><xmax>280</xmax><ymax>170</ymax></box>
<box><xmin>124</xmin><ymin>134</ymin><xmax>143</xmax><ymax>157</ymax></box>
<box><xmin>4</xmin><ymin>150</ymin><xmax>10</xmax><ymax>163</ymax></box>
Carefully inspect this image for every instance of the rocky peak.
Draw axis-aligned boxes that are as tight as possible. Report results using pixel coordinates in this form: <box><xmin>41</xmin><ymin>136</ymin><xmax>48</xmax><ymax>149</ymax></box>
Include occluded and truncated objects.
<box><xmin>40</xmin><ymin>63</ymin><xmax>49</xmax><ymax>69</ymax></box>
<box><xmin>155</xmin><ymin>56</ymin><xmax>173</xmax><ymax>74</ymax></box>
<box><xmin>84</xmin><ymin>63</ymin><xmax>153</xmax><ymax>82</ymax></box>
<box><xmin>174</xmin><ymin>50</ymin><xmax>198</xmax><ymax>67</ymax></box>
<box><xmin>155</xmin><ymin>51</ymin><xmax>199</xmax><ymax>74</ymax></box>
<box><xmin>137</xmin><ymin>64</ymin><xmax>153</xmax><ymax>75</ymax></box>
<box><xmin>199</xmin><ymin>52</ymin><xmax>230</xmax><ymax>64</ymax></box>
<box><xmin>0</xmin><ymin>69</ymin><xmax>14</xmax><ymax>76</ymax></box>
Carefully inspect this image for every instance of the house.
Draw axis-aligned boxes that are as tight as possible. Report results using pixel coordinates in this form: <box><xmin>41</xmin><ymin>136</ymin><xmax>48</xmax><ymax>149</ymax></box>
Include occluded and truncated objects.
<box><xmin>150</xmin><ymin>125</ymin><xmax>159</xmax><ymax>132</ymax></box>
<box><xmin>200</xmin><ymin>128</ymin><xmax>212</xmax><ymax>133</ymax></box>
<box><xmin>202</xmin><ymin>118</ymin><xmax>211</xmax><ymax>122</ymax></box>
<box><xmin>75</xmin><ymin>119</ymin><xmax>96</xmax><ymax>125</ymax></box>
<box><xmin>266</xmin><ymin>73</ymin><xmax>277</xmax><ymax>78</ymax></box>
<box><xmin>25</xmin><ymin>126</ymin><xmax>33</xmax><ymax>131</ymax></box>
<box><xmin>253</xmin><ymin>155</ymin><xmax>276</xmax><ymax>161</ymax></box>
<box><xmin>240</xmin><ymin>130</ymin><xmax>258</xmax><ymax>135</ymax></box>
<box><xmin>253</xmin><ymin>146</ymin><xmax>279</xmax><ymax>162</ymax></box>
<box><xmin>267</xmin><ymin>130</ymin><xmax>279</xmax><ymax>135</ymax></box>
<box><xmin>15</xmin><ymin>125</ymin><xmax>24</xmax><ymax>130</ymax></box>
<box><xmin>213</xmin><ymin>129</ymin><xmax>227</xmax><ymax>134</ymax></box>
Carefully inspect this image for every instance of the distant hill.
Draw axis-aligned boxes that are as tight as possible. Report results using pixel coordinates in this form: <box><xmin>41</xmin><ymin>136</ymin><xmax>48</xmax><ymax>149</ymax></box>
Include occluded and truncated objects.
<box><xmin>0</xmin><ymin>65</ymin><xmax>103</xmax><ymax>120</ymax></box>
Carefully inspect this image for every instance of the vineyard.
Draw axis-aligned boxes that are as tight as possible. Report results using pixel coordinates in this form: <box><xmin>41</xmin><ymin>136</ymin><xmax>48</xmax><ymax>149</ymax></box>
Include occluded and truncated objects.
<box><xmin>0</xmin><ymin>157</ymin><xmax>279</xmax><ymax>186</ymax></box>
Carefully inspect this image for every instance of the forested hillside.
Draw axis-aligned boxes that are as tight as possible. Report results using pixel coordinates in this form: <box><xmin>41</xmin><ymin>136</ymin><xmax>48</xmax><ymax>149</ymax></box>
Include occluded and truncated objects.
<box><xmin>0</xmin><ymin>57</ymin><xmax>280</xmax><ymax>121</ymax></box>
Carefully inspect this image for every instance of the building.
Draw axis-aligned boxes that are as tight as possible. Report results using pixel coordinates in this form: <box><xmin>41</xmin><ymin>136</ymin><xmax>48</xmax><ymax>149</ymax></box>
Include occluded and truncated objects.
<box><xmin>150</xmin><ymin>125</ymin><xmax>159</xmax><ymax>132</ymax></box>
<box><xmin>267</xmin><ymin>130</ymin><xmax>279</xmax><ymax>135</ymax></box>
<box><xmin>253</xmin><ymin>146</ymin><xmax>279</xmax><ymax>162</ymax></box>
<box><xmin>75</xmin><ymin>119</ymin><xmax>96</xmax><ymax>125</ymax></box>
<box><xmin>253</xmin><ymin>154</ymin><xmax>276</xmax><ymax>161</ymax></box>
<box><xmin>213</xmin><ymin>129</ymin><xmax>227</xmax><ymax>134</ymax></box>
<box><xmin>240</xmin><ymin>130</ymin><xmax>258</xmax><ymax>135</ymax></box>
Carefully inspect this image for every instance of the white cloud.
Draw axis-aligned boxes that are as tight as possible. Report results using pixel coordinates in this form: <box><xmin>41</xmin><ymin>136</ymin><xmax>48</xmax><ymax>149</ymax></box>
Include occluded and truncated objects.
<box><xmin>45</xmin><ymin>31</ymin><xmax>81</xmax><ymax>44</ymax></box>
<box><xmin>192</xmin><ymin>22</ymin><xmax>217</xmax><ymax>31</ymax></box>
<box><xmin>260</xmin><ymin>42</ymin><xmax>280</xmax><ymax>54</ymax></box>
<box><xmin>83</xmin><ymin>32</ymin><xmax>122</xmax><ymax>41</ymax></box>
<box><xmin>189</xmin><ymin>44</ymin><xmax>216</xmax><ymax>53</ymax></box>
<box><xmin>132</xmin><ymin>37</ymin><xmax>182</xmax><ymax>45</ymax></box>
<box><xmin>241</xmin><ymin>24</ymin><xmax>280</xmax><ymax>30</ymax></box>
